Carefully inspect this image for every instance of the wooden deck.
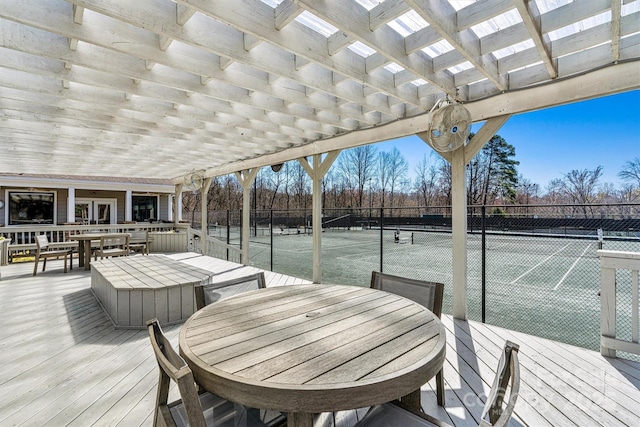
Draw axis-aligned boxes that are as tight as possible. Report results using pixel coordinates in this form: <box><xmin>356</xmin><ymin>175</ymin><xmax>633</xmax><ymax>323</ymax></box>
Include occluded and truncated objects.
<box><xmin>0</xmin><ymin>253</ymin><xmax>639</xmax><ymax>426</ymax></box>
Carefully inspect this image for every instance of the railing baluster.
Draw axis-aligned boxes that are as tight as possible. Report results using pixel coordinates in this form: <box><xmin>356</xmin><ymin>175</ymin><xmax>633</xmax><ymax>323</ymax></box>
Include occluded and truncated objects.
<box><xmin>598</xmin><ymin>250</ymin><xmax>640</xmax><ymax>358</ymax></box>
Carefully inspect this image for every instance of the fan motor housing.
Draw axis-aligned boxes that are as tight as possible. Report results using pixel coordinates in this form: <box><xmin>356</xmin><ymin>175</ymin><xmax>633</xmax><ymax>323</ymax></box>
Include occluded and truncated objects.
<box><xmin>427</xmin><ymin>103</ymin><xmax>471</xmax><ymax>152</ymax></box>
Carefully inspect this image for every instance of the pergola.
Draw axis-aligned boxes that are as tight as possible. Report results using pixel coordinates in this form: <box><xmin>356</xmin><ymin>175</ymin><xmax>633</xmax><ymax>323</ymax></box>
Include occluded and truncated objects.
<box><xmin>1</xmin><ymin>0</ymin><xmax>639</xmax><ymax>318</ymax></box>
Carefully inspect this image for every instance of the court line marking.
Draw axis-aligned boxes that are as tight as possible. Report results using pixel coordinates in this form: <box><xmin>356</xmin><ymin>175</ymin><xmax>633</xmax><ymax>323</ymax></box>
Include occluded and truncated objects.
<box><xmin>510</xmin><ymin>242</ymin><xmax>573</xmax><ymax>284</ymax></box>
<box><xmin>553</xmin><ymin>242</ymin><xmax>593</xmax><ymax>291</ymax></box>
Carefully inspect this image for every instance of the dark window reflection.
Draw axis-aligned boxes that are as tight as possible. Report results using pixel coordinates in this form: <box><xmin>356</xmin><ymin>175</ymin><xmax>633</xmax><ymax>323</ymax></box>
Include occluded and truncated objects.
<box><xmin>9</xmin><ymin>192</ymin><xmax>55</xmax><ymax>225</ymax></box>
<box><xmin>132</xmin><ymin>195</ymin><xmax>158</xmax><ymax>222</ymax></box>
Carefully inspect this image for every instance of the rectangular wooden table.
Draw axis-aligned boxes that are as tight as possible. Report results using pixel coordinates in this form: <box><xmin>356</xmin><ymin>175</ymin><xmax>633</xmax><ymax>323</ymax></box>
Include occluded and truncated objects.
<box><xmin>69</xmin><ymin>233</ymin><xmax>113</xmax><ymax>270</ymax></box>
<box><xmin>91</xmin><ymin>255</ymin><xmax>213</xmax><ymax>328</ymax></box>
<box><xmin>179</xmin><ymin>284</ymin><xmax>446</xmax><ymax>427</ymax></box>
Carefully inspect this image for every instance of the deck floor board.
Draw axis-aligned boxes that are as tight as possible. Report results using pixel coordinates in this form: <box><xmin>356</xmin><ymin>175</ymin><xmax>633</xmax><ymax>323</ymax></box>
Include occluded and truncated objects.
<box><xmin>1</xmin><ymin>253</ymin><xmax>638</xmax><ymax>426</ymax></box>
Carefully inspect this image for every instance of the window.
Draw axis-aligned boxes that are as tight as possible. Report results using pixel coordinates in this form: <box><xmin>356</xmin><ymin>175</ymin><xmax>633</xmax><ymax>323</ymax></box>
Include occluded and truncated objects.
<box><xmin>132</xmin><ymin>195</ymin><xmax>158</xmax><ymax>222</ymax></box>
<box><xmin>8</xmin><ymin>191</ymin><xmax>56</xmax><ymax>225</ymax></box>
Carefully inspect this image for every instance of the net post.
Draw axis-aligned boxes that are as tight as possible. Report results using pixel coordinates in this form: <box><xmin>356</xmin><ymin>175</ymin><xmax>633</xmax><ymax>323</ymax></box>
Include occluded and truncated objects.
<box><xmin>597</xmin><ymin>228</ymin><xmax>603</xmax><ymax>250</ymax></box>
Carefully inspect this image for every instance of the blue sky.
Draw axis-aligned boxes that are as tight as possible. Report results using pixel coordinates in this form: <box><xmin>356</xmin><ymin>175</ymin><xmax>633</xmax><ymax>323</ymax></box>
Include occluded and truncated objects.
<box><xmin>376</xmin><ymin>90</ymin><xmax>640</xmax><ymax>190</ymax></box>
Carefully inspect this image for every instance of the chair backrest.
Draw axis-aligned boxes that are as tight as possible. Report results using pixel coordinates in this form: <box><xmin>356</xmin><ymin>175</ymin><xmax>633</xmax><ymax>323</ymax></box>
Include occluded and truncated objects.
<box><xmin>370</xmin><ymin>271</ymin><xmax>444</xmax><ymax>317</ymax></box>
<box><xmin>35</xmin><ymin>234</ymin><xmax>49</xmax><ymax>252</ymax></box>
<box><xmin>130</xmin><ymin>230</ymin><xmax>148</xmax><ymax>243</ymax></box>
<box><xmin>100</xmin><ymin>234</ymin><xmax>129</xmax><ymax>249</ymax></box>
<box><xmin>147</xmin><ymin>319</ymin><xmax>207</xmax><ymax>427</ymax></box>
<box><xmin>479</xmin><ymin>341</ymin><xmax>520</xmax><ymax>427</ymax></box>
<box><xmin>195</xmin><ymin>272</ymin><xmax>266</xmax><ymax>310</ymax></box>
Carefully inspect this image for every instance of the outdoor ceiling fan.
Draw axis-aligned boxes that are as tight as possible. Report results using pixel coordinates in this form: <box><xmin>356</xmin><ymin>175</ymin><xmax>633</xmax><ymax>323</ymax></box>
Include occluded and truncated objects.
<box><xmin>183</xmin><ymin>170</ymin><xmax>205</xmax><ymax>191</ymax></box>
<box><xmin>426</xmin><ymin>99</ymin><xmax>472</xmax><ymax>152</ymax></box>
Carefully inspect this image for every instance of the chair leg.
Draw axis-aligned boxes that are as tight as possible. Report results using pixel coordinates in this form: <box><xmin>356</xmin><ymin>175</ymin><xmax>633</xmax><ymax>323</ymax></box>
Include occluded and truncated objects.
<box><xmin>63</xmin><ymin>256</ymin><xmax>67</xmax><ymax>273</ymax></box>
<box><xmin>42</xmin><ymin>258</ymin><xmax>47</xmax><ymax>272</ymax></box>
<box><xmin>436</xmin><ymin>369</ymin><xmax>445</xmax><ymax>407</ymax></box>
<box><xmin>33</xmin><ymin>258</ymin><xmax>39</xmax><ymax>276</ymax></box>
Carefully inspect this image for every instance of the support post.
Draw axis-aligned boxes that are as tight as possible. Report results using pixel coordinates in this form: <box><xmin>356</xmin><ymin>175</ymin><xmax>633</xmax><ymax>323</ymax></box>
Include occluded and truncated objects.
<box><xmin>200</xmin><ymin>178</ymin><xmax>213</xmax><ymax>256</ymax></box>
<box><xmin>299</xmin><ymin>151</ymin><xmax>340</xmax><ymax>283</ymax></box>
<box><xmin>451</xmin><ymin>148</ymin><xmax>468</xmax><ymax>319</ymax></box>
<box><xmin>174</xmin><ymin>184</ymin><xmax>183</xmax><ymax>224</ymax></box>
<box><xmin>67</xmin><ymin>187</ymin><xmax>76</xmax><ymax>223</ymax></box>
<box><xmin>418</xmin><ymin>114</ymin><xmax>511</xmax><ymax>320</ymax></box>
<box><xmin>125</xmin><ymin>190</ymin><xmax>132</xmax><ymax>222</ymax></box>
<box><xmin>235</xmin><ymin>168</ymin><xmax>260</xmax><ymax>265</ymax></box>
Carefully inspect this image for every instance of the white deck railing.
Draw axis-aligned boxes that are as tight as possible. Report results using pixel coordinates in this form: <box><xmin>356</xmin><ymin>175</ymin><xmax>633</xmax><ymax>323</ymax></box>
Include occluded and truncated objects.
<box><xmin>0</xmin><ymin>223</ymin><xmax>242</xmax><ymax>266</ymax></box>
<box><xmin>189</xmin><ymin>228</ymin><xmax>243</xmax><ymax>264</ymax></box>
<box><xmin>598</xmin><ymin>250</ymin><xmax>640</xmax><ymax>358</ymax></box>
<box><xmin>0</xmin><ymin>223</ymin><xmax>190</xmax><ymax>263</ymax></box>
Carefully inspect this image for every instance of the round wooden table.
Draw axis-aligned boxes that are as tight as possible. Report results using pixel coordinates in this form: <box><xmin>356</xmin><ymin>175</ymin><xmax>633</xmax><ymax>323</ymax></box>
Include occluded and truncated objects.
<box><xmin>179</xmin><ymin>284</ymin><xmax>446</xmax><ymax>427</ymax></box>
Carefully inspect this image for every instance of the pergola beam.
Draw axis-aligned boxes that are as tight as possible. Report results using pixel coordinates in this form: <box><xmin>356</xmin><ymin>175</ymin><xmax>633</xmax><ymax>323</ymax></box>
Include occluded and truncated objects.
<box><xmin>293</xmin><ymin>0</ymin><xmax>458</xmax><ymax>99</ymax></box>
<box><xmin>274</xmin><ymin>0</ymin><xmax>302</xmax><ymax>30</ymax></box>
<box><xmin>0</xmin><ymin>0</ymin><xmax>634</xmax><ymax>183</ymax></box>
<box><xmin>404</xmin><ymin>0</ymin><xmax>506</xmax><ymax>91</ymax></box>
<box><xmin>196</xmin><ymin>60</ymin><xmax>640</xmax><ymax>181</ymax></box>
<box><xmin>611</xmin><ymin>0</ymin><xmax>622</xmax><ymax>62</ymax></box>
<box><xmin>514</xmin><ymin>0</ymin><xmax>558</xmax><ymax>79</ymax></box>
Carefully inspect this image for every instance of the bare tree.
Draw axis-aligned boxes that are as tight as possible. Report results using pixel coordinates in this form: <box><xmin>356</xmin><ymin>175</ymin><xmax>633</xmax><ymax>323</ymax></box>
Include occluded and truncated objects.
<box><xmin>414</xmin><ymin>153</ymin><xmax>441</xmax><ymax>206</ymax></box>
<box><xmin>378</xmin><ymin>147</ymin><xmax>408</xmax><ymax>211</ymax></box>
<box><xmin>559</xmin><ymin>166</ymin><xmax>603</xmax><ymax>216</ymax></box>
<box><xmin>619</xmin><ymin>157</ymin><xmax>640</xmax><ymax>188</ymax></box>
<box><xmin>290</xmin><ymin>161</ymin><xmax>310</xmax><ymax>209</ymax></box>
<box><xmin>514</xmin><ymin>175</ymin><xmax>540</xmax><ymax>205</ymax></box>
<box><xmin>619</xmin><ymin>183</ymin><xmax>640</xmax><ymax>203</ymax></box>
<box><xmin>336</xmin><ymin>145</ymin><xmax>378</xmax><ymax>208</ymax></box>
<box><xmin>544</xmin><ymin>178</ymin><xmax>566</xmax><ymax>204</ymax></box>
<box><xmin>438</xmin><ymin>160</ymin><xmax>452</xmax><ymax>205</ymax></box>
<box><xmin>260</xmin><ymin>166</ymin><xmax>289</xmax><ymax>210</ymax></box>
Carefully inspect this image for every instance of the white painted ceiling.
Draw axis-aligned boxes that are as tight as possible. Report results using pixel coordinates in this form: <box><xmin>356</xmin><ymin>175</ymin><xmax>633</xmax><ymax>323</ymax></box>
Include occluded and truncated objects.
<box><xmin>0</xmin><ymin>0</ymin><xmax>638</xmax><ymax>183</ymax></box>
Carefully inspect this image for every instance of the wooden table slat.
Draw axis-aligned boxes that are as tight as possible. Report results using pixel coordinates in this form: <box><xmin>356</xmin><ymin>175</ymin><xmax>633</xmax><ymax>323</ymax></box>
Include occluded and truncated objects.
<box><xmin>209</xmin><ymin>296</ymin><xmax>420</xmax><ymax>372</ymax></box>
<box><xmin>191</xmin><ymin>290</ymin><xmax>404</xmax><ymax>354</ymax></box>
<box><xmin>186</xmin><ymin>286</ymin><xmax>377</xmax><ymax>340</ymax></box>
<box><xmin>265</xmin><ymin>311</ymin><xmax>433</xmax><ymax>384</ymax></box>
<box><xmin>309</xmin><ymin>324</ymin><xmax>442</xmax><ymax>384</ymax></box>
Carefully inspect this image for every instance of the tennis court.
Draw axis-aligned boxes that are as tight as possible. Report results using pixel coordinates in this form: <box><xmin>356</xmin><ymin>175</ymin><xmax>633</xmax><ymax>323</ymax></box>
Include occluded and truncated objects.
<box><xmin>247</xmin><ymin>228</ymin><xmax>639</xmax><ymax>353</ymax></box>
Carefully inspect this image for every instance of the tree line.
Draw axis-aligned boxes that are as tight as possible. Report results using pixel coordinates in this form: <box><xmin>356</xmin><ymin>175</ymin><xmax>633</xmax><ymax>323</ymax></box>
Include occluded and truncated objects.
<box><xmin>183</xmin><ymin>136</ymin><xmax>640</xmax><ymax>217</ymax></box>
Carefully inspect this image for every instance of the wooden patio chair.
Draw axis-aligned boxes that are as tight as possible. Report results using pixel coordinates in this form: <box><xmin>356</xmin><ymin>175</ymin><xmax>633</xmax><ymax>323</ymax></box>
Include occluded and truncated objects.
<box><xmin>129</xmin><ymin>230</ymin><xmax>150</xmax><ymax>255</ymax></box>
<box><xmin>33</xmin><ymin>234</ymin><xmax>73</xmax><ymax>276</ymax></box>
<box><xmin>94</xmin><ymin>233</ymin><xmax>130</xmax><ymax>260</ymax></box>
<box><xmin>194</xmin><ymin>272</ymin><xmax>266</xmax><ymax>310</ymax></box>
<box><xmin>146</xmin><ymin>319</ymin><xmax>285</xmax><ymax>427</ymax></box>
<box><xmin>355</xmin><ymin>341</ymin><xmax>520</xmax><ymax>427</ymax></box>
<box><xmin>370</xmin><ymin>271</ymin><xmax>446</xmax><ymax>406</ymax></box>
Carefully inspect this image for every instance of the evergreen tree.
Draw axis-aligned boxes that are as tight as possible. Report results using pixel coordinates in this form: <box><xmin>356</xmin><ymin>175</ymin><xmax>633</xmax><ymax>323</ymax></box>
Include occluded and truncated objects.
<box><xmin>467</xmin><ymin>133</ymin><xmax>519</xmax><ymax>205</ymax></box>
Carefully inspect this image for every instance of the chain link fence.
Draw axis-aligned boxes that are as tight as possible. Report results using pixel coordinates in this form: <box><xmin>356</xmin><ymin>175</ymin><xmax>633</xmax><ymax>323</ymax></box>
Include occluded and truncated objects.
<box><xmin>202</xmin><ymin>203</ymin><xmax>640</xmax><ymax>355</ymax></box>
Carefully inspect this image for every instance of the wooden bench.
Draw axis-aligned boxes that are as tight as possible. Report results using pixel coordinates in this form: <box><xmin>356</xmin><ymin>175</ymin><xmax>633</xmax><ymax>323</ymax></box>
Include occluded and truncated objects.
<box><xmin>91</xmin><ymin>255</ymin><xmax>213</xmax><ymax>329</ymax></box>
<box><xmin>8</xmin><ymin>241</ymin><xmax>78</xmax><ymax>262</ymax></box>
